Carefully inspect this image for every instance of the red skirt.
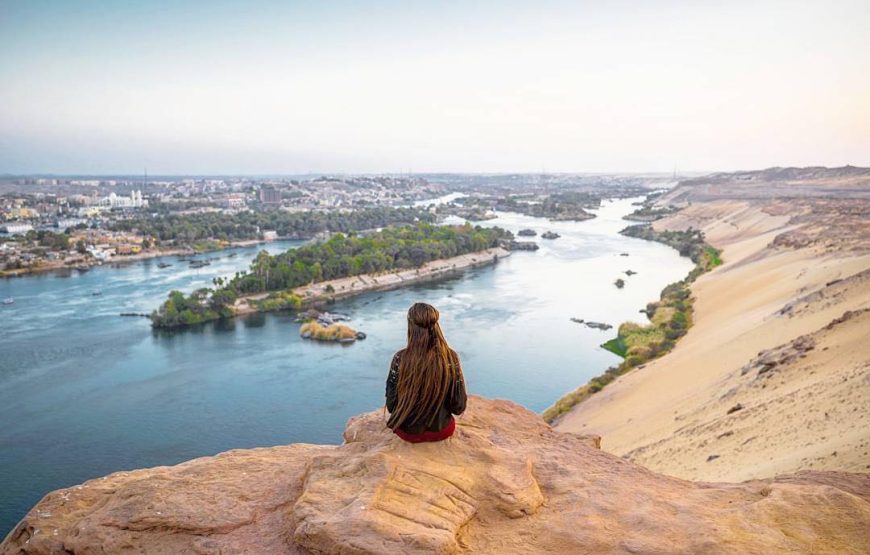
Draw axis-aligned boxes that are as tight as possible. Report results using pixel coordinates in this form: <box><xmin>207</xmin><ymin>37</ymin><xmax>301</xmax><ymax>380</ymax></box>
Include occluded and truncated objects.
<box><xmin>393</xmin><ymin>416</ymin><xmax>456</xmax><ymax>443</ymax></box>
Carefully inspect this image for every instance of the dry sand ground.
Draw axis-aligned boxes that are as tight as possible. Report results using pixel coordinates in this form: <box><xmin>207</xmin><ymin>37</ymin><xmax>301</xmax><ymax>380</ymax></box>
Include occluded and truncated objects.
<box><xmin>557</xmin><ymin>199</ymin><xmax>870</xmax><ymax>482</ymax></box>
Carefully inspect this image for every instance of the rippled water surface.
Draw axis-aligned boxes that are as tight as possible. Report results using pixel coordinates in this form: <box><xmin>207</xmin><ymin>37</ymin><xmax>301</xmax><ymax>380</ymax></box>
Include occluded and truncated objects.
<box><xmin>0</xmin><ymin>197</ymin><xmax>692</xmax><ymax>533</ymax></box>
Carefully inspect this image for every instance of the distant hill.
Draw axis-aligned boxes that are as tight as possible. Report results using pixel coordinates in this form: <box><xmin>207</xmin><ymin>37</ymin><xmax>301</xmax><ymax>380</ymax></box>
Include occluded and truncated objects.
<box><xmin>703</xmin><ymin>165</ymin><xmax>870</xmax><ymax>182</ymax></box>
<box><xmin>661</xmin><ymin>165</ymin><xmax>870</xmax><ymax>204</ymax></box>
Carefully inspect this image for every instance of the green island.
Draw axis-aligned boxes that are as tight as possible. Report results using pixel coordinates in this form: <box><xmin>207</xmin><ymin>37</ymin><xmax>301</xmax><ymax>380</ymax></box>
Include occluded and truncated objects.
<box><xmin>543</xmin><ymin>224</ymin><xmax>722</xmax><ymax>423</ymax></box>
<box><xmin>151</xmin><ymin>223</ymin><xmax>511</xmax><ymax>328</ymax></box>
<box><xmin>449</xmin><ymin>192</ymin><xmax>599</xmax><ymax>221</ymax></box>
<box><xmin>622</xmin><ymin>205</ymin><xmax>680</xmax><ymax>222</ymax></box>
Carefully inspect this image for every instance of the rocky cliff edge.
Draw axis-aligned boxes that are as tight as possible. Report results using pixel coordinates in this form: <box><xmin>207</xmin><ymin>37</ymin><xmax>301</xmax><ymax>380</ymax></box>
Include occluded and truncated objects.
<box><xmin>3</xmin><ymin>396</ymin><xmax>869</xmax><ymax>554</ymax></box>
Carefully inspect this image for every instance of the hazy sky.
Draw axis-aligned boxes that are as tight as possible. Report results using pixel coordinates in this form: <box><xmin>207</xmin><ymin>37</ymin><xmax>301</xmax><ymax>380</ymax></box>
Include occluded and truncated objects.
<box><xmin>1</xmin><ymin>0</ymin><xmax>868</xmax><ymax>174</ymax></box>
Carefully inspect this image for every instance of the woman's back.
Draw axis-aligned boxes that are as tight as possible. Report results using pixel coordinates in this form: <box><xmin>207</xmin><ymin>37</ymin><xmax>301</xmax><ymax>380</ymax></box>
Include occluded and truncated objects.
<box><xmin>384</xmin><ymin>303</ymin><xmax>467</xmax><ymax>442</ymax></box>
<box><xmin>386</xmin><ymin>347</ymin><xmax>466</xmax><ymax>435</ymax></box>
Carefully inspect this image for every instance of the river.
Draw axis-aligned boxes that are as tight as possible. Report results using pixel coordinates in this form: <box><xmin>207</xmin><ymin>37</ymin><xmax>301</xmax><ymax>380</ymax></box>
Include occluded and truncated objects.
<box><xmin>0</xmin><ymin>196</ymin><xmax>693</xmax><ymax>535</ymax></box>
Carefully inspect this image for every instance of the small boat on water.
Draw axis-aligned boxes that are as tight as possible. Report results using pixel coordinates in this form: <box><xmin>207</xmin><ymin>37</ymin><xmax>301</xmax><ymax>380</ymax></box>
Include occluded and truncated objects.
<box><xmin>189</xmin><ymin>260</ymin><xmax>211</xmax><ymax>268</ymax></box>
<box><xmin>2</xmin><ymin>298</ymin><xmax>14</xmax><ymax>305</ymax></box>
<box><xmin>91</xmin><ymin>290</ymin><xmax>103</xmax><ymax>296</ymax></box>
<box><xmin>157</xmin><ymin>262</ymin><xmax>172</xmax><ymax>268</ymax></box>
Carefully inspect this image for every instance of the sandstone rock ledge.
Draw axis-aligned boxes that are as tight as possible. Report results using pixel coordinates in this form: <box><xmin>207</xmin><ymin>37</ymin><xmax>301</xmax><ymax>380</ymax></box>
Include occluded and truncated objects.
<box><xmin>3</xmin><ymin>397</ymin><xmax>869</xmax><ymax>554</ymax></box>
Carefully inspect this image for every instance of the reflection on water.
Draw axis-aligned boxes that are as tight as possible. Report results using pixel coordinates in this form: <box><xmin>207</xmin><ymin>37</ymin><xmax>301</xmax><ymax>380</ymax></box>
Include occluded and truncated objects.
<box><xmin>0</xmin><ymin>198</ymin><xmax>692</xmax><ymax>534</ymax></box>
<box><xmin>241</xmin><ymin>314</ymin><xmax>267</xmax><ymax>329</ymax></box>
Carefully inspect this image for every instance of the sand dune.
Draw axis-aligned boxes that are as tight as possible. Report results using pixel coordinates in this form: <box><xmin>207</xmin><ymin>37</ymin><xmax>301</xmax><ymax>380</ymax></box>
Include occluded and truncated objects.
<box><xmin>557</xmin><ymin>197</ymin><xmax>870</xmax><ymax>481</ymax></box>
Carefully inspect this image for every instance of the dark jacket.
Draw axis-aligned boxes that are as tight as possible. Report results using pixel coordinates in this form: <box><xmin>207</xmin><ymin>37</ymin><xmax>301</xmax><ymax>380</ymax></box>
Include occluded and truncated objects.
<box><xmin>385</xmin><ymin>348</ymin><xmax>467</xmax><ymax>434</ymax></box>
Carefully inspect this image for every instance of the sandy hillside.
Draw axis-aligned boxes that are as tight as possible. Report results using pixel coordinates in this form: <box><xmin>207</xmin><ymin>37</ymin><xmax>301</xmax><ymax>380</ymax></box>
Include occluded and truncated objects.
<box><xmin>556</xmin><ymin>190</ymin><xmax>870</xmax><ymax>482</ymax></box>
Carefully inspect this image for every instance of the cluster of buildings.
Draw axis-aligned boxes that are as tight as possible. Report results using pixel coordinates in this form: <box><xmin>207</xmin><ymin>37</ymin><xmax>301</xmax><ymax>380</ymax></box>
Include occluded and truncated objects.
<box><xmin>137</xmin><ymin>176</ymin><xmax>443</xmax><ymax>211</ymax></box>
<box><xmin>1</xmin><ymin>175</ymin><xmax>449</xmax><ymax>230</ymax></box>
<box><xmin>0</xmin><ymin>228</ymin><xmax>152</xmax><ymax>275</ymax></box>
<box><xmin>0</xmin><ymin>191</ymin><xmax>151</xmax><ymax>235</ymax></box>
<box><xmin>266</xmin><ymin>176</ymin><xmax>445</xmax><ymax>210</ymax></box>
<box><xmin>0</xmin><ymin>174</ymin><xmax>447</xmax><ymax>241</ymax></box>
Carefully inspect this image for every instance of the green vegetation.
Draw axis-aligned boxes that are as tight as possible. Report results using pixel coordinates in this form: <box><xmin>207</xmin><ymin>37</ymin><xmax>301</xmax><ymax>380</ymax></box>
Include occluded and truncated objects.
<box><xmin>600</xmin><ymin>336</ymin><xmax>627</xmax><ymax>357</ymax></box>
<box><xmin>110</xmin><ymin>207</ymin><xmax>434</xmax><ymax>244</ymax></box>
<box><xmin>24</xmin><ymin>230</ymin><xmax>71</xmax><ymax>250</ymax></box>
<box><xmin>152</xmin><ymin>223</ymin><xmax>511</xmax><ymax>328</ymax></box>
<box><xmin>190</xmin><ymin>240</ymin><xmax>223</xmax><ymax>252</ymax></box>
<box><xmin>252</xmin><ymin>290</ymin><xmax>303</xmax><ymax>312</ymax></box>
<box><xmin>621</xmin><ymin>225</ymin><xmax>719</xmax><ymax>269</ymax></box>
<box><xmin>704</xmin><ymin>246</ymin><xmax>722</xmax><ymax>268</ymax></box>
<box><xmin>543</xmin><ymin>223</ymin><xmax>723</xmax><ymax>423</ymax></box>
<box><xmin>541</xmin><ymin>384</ymin><xmax>597</xmax><ymax>423</ymax></box>
<box><xmin>623</xmin><ymin>205</ymin><xmax>679</xmax><ymax>222</ymax></box>
<box><xmin>150</xmin><ymin>288</ymin><xmax>237</xmax><ymax>328</ymax></box>
<box><xmin>455</xmin><ymin>193</ymin><xmax>598</xmax><ymax>221</ymax></box>
<box><xmin>224</xmin><ymin>223</ymin><xmax>509</xmax><ymax>296</ymax></box>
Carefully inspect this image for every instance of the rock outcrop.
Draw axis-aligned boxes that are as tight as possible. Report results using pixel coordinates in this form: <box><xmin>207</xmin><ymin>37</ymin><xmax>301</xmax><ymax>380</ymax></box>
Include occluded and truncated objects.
<box><xmin>3</xmin><ymin>397</ymin><xmax>870</xmax><ymax>554</ymax></box>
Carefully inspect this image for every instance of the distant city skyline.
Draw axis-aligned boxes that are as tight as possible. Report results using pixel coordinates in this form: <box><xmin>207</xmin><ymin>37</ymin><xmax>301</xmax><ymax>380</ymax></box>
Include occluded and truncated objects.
<box><xmin>1</xmin><ymin>0</ymin><xmax>868</xmax><ymax>175</ymax></box>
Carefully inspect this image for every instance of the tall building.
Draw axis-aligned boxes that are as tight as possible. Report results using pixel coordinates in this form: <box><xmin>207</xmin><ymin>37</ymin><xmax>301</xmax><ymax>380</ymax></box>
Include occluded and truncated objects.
<box><xmin>259</xmin><ymin>186</ymin><xmax>281</xmax><ymax>205</ymax></box>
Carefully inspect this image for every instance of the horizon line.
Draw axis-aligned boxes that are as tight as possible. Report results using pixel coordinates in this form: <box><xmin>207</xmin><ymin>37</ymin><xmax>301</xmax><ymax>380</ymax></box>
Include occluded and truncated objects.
<box><xmin>2</xmin><ymin>164</ymin><xmax>867</xmax><ymax>180</ymax></box>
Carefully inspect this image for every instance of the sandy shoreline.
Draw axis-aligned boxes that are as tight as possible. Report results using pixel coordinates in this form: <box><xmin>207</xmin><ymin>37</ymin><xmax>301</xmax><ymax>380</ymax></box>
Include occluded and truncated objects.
<box><xmin>556</xmin><ymin>197</ymin><xmax>870</xmax><ymax>481</ymax></box>
<box><xmin>233</xmin><ymin>247</ymin><xmax>511</xmax><ymax>316</ymax></box>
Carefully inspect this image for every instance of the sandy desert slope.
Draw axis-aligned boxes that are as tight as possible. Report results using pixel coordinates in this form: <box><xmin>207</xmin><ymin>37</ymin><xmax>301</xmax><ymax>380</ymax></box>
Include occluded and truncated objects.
<box><xmin>557</xmin><ymin>192</ymin><xmax>870</xmax><ymax>482</ymax></box>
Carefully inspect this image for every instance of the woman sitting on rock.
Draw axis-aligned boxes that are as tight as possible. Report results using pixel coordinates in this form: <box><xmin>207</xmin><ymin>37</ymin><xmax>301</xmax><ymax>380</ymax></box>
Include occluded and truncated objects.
<box><xmin>386</xmin><ymin>302</ymin><xmax>467</xmax><ymax>443</ymax></box>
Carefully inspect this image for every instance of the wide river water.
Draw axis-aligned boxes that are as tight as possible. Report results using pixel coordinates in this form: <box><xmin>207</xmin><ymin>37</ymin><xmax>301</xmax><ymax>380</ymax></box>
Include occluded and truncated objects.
<box><xmin>0</xmin><ymin>197</ymin><xmax>693</xmax><ymax>534</ymax></box>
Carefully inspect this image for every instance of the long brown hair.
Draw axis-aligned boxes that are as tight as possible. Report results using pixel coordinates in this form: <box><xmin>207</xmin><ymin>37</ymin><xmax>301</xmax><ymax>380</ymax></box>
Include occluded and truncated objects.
<box><xmin>388</xmin><ymin>303</ymin><xmax>462</xmax><ymax>430</ymax></box>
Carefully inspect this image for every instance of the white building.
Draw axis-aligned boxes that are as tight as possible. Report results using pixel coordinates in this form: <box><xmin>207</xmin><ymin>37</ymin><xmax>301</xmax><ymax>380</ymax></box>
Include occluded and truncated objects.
<box><xmin>1</xmin><ymin>223</ymin><xmax>34</xmax><ymax>235</ymax></box>
<box><xmin>55</xmin><ymin>218</ymin><xmax>85</xmax><ymax>230</ymax></box>
<box><xmin>97</xmin><ymin>191</ymin><xmax>148</xmax><ymax>209</ymax></box>
<box><xmin>86</xmin><ymin>246</ymin><xmax>110</xmax><ymax>261</ymax></box>
<box><xmin>223</xmin><ymin>195</ymin><xmax>246</xmax><ymax>209</ymax></box>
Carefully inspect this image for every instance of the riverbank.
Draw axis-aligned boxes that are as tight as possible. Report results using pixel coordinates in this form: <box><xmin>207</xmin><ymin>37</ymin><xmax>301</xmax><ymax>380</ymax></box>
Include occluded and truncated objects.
<box><xmin>542</xmin><ymin>224</ymin><xmax>720</xmax><ymax>423</ymax></box>
<box><xmin>555</xmin><ymin>193</ymin><xmax>870</xmax><ymax>482</ymax></box>
<box><xmin>233</xmin><ymin>247</ymin><xmax>510</xmax><ymax>316</ymax></box>
<box><xmin>0</xmin><ymin>238</ymin><xmax>282</xmax><ymax>279</ymax></box>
